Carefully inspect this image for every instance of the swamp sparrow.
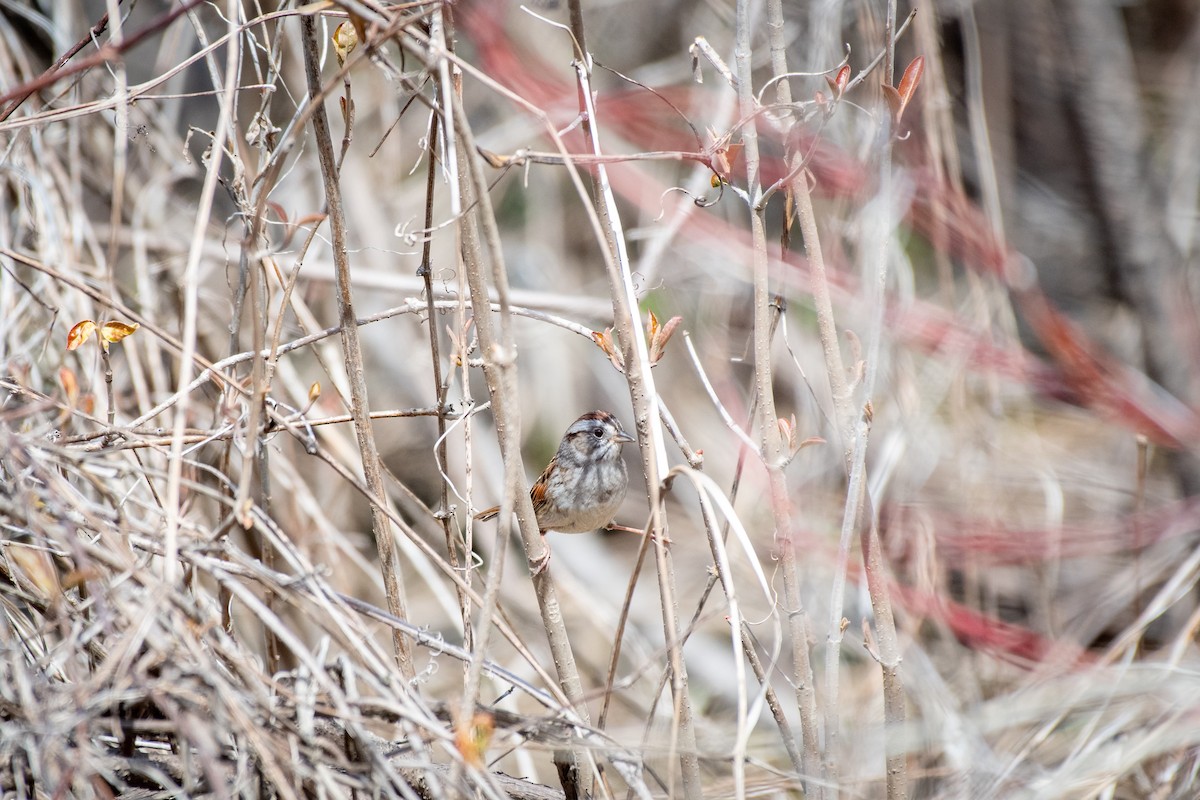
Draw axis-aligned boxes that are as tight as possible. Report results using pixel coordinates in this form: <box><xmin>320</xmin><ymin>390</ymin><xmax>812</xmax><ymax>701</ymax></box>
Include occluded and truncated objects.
<box><xmin>476</xmin><ymin>410</ymin><xmax>634</xmax><ymax>572</ymax></box>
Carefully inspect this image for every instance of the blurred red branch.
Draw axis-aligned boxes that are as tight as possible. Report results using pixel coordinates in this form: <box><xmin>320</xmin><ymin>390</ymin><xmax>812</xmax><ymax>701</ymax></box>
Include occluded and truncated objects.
<box><xmin>883</xmin><ymin>498</ymin><xmax>1200</xmax><ymax>566</ymax></box>
<box><xmin>460</xmin><ymin>3</ymin><xmax>1200</xmax><ymax>450</ymax></box>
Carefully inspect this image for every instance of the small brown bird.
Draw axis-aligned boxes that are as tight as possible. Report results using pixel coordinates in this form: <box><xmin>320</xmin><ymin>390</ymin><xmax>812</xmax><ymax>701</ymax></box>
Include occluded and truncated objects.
<box><xmin>476</xmin><ymin>410</ymin><xmax>634</xmax><ymax>572</ymax></box>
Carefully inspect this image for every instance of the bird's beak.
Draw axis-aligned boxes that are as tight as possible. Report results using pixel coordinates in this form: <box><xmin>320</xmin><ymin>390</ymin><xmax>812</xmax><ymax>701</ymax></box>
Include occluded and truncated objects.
<box><xmin>613</xmin><ymin>430</ymin><xmax>635</xmax><ymax>445</ymax></box>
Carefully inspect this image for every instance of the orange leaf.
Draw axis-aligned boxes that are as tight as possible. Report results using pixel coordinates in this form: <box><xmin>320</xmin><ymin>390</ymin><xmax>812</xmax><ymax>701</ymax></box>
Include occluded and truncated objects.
<box><xmin>825</xmin><ymin>64</ymin><xmax>851</xmax><ymax>98</ymax></box>
<box><xmin>592</xmin><ymin>328</ymin><xmax>625</xmax><ymax>372</ymax></box>
<box><xmin>835</xmin><ymin>64</ymin><xmax>851</xmax><ymax>95</ymax></box>
<box><xmin>66</xmin><ymin>320</ymin><xmax>97</xmax><ymax>351</ymax></box>
<box><xmin>99</xmin><ymin>320</ymin><xmax>139</xmax><ymax>344</ymax></box>
<box><xmin>723</xmin><ymin>141</ymin><xmax>743</xmax><ymax>171</ymax></box>
<box><xmin>712</xmin><ymin>140</ymin><xmax>744</xmax><ymax>185</ymax></box>
<box><xmin>896</xmin><ymin>55</ymin><xmax>925</xmax><ymax>109</ymax></box>
<box><xmin>454</xmin><ymin>712</ymin><xmax>494</xmax><ymax>768</ymax></box>
<box><xmin>59</xmin><ymin>367</ymin><xmax>79</xmax><ymax>405</ymax></box>
<box><xmin>648</xmin><ymin>315</ymin><xmax>683</xmax><ymax>365</ymax></box>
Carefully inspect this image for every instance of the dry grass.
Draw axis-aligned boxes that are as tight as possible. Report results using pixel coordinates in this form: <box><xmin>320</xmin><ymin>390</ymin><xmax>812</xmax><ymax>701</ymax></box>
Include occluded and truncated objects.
<box><xmin>2</xmin><ymin>1</ymin><xmax>1200</xmax><ymax>798</ymax></box>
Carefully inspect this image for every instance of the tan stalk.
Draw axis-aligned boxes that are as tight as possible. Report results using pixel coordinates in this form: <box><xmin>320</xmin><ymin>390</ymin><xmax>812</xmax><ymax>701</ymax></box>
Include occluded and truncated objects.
<box><xmin>563</xmin><ymin>2</ymin><xmax>703</xmax><ymax>795</ymax></box>
<box><xmin>299</xmin><ymin>15</ymin><xmax>414</xmax><ymax>681</ymax></box>
<box><xmin>448</xmin><ymin>72</ymin><xmax>597</xmax><ymax>798</ymax></box>
<box><xmin>736</xmin><ymin>1</ymin><xmax>824</xmax><ymax>797</ymax></box>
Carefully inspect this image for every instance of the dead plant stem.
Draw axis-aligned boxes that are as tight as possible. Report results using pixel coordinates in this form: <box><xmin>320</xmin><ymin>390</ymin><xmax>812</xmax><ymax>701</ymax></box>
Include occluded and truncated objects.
<box><xmin>851</xmin><ymin>3</ymin><xmax>907</xmax><ymax>797</ymax></box>
<box><xmin>162</xmin><ymin>0</ymin><xmax>239</xmax><ymax>587</ymax></box>
<box><xmin>564</xmin><ymin>2</ymin><xmax>702</xmax><ymax>795</ymax></box>
<box><xmin>419</xmin><ymin>95</ymin><xmax>473</xmax><ymax>657</ymax></box>
<box><xmin>737</xmin><ymin>1</ymin><xmax>823</xmax><ymax>796</ymax></box>
<box><xmin>300</xmin><ymin>15</ymin><xmax>415</xmax><ymax>682</ymax></box>
<box><xmin>449</xmin><ymin>75</ymin><xmax>594</xmax><ymax>798</ymax></box>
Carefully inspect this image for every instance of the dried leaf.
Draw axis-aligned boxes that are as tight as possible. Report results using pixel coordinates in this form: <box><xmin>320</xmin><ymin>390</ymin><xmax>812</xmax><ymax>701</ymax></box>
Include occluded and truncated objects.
<box><xmin>332</xmin><ymin>20</ymin><xmax>359</xmax><ymax>66</ymax></box>
<box><xmin>446</xmin><ymin>324</ymin><xmax>464</xmax><ymax>366</ymax></box>
<box><xmin>99</xmin><ymin>320</ymin><xmax>139</xmax><ymax>345</ymax></box>
<box><xmin>652</xmin><ymin>316</ymin><xmax>681</xmax><ymax>367</ymax></box>
<box><xmin>591</xmin><ymin>328</ymin><xmax>625</xmax><ymax>372</ymax></box>
<box><xmin>648</xmin><ymin>314</ymin><xmax>682</xmax><ymax>365</ymax></box>
<box><xmin>658</xmin><ymin>315</ymin><xmax>682</xmax><ymax>349</ymax></box>
<box><xmin>66</xmin><ymin>319</ymin><xmax>97</xmax><ymax>351</ymax></box>
<box><xmin>721</xmin><ymin>141</ymin><xmax>743</xmax><ymax>177</ymax></box>
<box><xmin>711</xmin><ymin>139</ymin><xmax>743</xmax><ymax>185</ymax></box>
<box><xmin>308</xmin><ymin>382</ymin><xmax>321</xmax><ymax>403</ymax></box>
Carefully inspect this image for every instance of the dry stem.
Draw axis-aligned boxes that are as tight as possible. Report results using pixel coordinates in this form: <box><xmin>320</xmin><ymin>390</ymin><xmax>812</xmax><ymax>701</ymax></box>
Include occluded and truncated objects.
<box><xmin>300</xmin><ymin>14</ymin><xmax>414</xmax><ymax>681</ymax></box>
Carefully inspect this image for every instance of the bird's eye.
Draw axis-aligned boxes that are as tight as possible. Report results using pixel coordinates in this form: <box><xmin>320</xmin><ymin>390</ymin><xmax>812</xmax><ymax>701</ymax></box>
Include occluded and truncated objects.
<box><xmin>592</xmin><ymin>427</ymin><xmax>604</xmax><ymax>438</ymax></box>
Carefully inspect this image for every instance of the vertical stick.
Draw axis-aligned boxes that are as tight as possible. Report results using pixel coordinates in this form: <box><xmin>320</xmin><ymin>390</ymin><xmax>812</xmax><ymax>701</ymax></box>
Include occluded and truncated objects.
<box><xmin>299</xmin><ymin>16</ymin><xmax>414</xmax><ymax>681</ymax></box>
<box><xmin>735</xmin><ymin>0</ymin><xmax>823</xmax><ymax>796</ymax></box>
<box><xmin>449</xmin><ymin>79</ymin><xmax>594</xmax><ymax>800</ymax></box>
<box><xmin>565</xmin><ymin>2</ymin><xmax>704</xmax><ymax>795</ymax></box>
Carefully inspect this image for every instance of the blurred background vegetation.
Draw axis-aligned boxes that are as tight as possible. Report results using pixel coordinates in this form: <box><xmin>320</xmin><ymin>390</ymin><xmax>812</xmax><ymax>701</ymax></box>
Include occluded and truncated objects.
<box><xmin>2</xmin><ymin>0</ymin><xmax>1200</xmax><ymax>798</ymax></box>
